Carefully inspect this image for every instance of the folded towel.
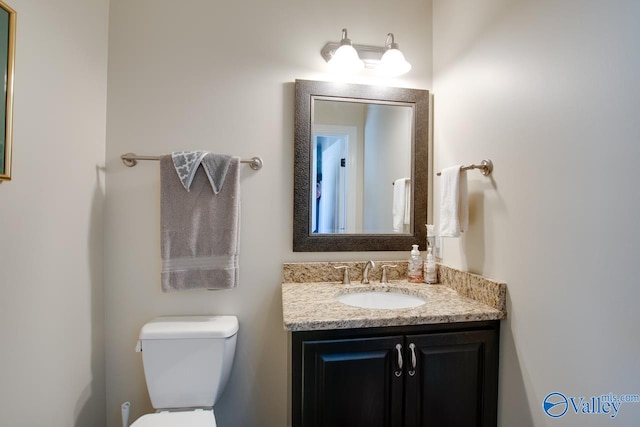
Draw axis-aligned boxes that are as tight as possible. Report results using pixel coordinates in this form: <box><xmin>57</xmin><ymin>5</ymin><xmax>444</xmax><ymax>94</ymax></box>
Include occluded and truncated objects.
<box><xmin>201</xmin><ymin>153</ymin><xmax>233</xmax><ymax>194</ymax></box>
<box><xmin>171</xmin><ymin>151</ymin><xmax>207</xmax><ymax>191</ymax></box>
<box><xmin>392</xmin><ymin>177</ymin><xmax>411</xmax><ymax>233</ymax></box>
<box><xmin>172</xmin><ymin>151</ymin><xmax>233</xmax><ymax>194</ymax></box>
<box><xmin>160</xmin><ymin>154</ymin><xmax>241</xmax><ymax>292</ymax></box>
<box><xmin>439</xmin><ymin>165</ymin><xmax>468</xmax><ymax>237</ymax></box>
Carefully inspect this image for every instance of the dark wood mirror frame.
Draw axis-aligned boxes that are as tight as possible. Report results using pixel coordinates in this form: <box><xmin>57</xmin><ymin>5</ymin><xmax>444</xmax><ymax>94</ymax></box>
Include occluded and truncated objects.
<box><xmin>293</xmin><ymin>79</ymin><xmax>430</xmax><ymax>252</ymax></box>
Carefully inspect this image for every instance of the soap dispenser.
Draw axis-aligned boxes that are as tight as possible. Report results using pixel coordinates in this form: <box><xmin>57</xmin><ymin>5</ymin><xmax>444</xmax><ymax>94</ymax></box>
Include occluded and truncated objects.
<box><xmin>424</xmin><ymin>247</ymin><xmax>437</xmax><ymax>284</ymax></box>
<box><xmin>425</xmin><ymin>224</ymin><xmax>435</xmax><ymax>250</ymax></box>
<box><xmin>408</xmin><ymin>244</ymin><xmax>423</xmax><ymax>283</ymax></box>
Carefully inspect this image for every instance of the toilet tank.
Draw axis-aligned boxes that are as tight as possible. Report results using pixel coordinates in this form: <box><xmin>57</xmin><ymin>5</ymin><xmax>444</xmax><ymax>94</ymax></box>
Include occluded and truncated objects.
<box><xmin>138</xmin><ymin>316</ymin><xmax>239</xmax><ymax>410</ymax></box>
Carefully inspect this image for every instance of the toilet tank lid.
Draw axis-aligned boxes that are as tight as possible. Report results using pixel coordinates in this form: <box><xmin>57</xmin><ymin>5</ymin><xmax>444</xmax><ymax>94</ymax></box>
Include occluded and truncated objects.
<box><xmin>140</xmin><ymin>316</ymin><xmax>239</xmax><ymax>340</ymax></box>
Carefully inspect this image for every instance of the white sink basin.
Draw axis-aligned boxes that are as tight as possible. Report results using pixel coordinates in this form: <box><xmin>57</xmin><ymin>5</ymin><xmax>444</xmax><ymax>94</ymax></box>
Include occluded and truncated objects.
<box><xmin>336</xmin><ymin>291</ymin><xmax>426</xmax><ymax>310</ymax></box>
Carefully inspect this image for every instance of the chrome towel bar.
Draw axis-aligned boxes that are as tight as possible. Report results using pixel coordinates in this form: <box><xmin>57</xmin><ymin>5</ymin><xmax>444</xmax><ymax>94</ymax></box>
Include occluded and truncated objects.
<box><xmin>120</xmin><ymin>152</ymin><xmax>264</xmax><ymax>171</ymax></box>
<box><xmin>436</xmin><ymin>159</ymin><xmax>493</xmax><ymax>176</ymax></box>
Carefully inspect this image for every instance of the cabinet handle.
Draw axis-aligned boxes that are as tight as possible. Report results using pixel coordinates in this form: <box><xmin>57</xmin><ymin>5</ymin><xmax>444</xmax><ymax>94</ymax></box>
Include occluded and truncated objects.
<box><xmin>395</xmin><ymin>344</ymin><xmax>403</xmax><ymax>377</ymax></box>
<box><xmin>408</xmin><ymin>343</ymin><xmax>417</xmax><ymax>376</ymax></box>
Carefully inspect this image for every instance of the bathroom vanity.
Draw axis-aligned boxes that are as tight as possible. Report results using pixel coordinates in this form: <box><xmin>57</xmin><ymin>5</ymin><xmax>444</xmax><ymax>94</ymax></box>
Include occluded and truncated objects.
<box><xmin>282</xmin><ymin>262</ymin><xmax>507</xmax><ymax>427</ymax></box>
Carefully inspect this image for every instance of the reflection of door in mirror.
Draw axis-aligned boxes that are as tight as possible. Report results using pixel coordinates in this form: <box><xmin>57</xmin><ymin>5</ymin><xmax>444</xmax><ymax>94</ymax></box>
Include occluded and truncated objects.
<box><xmin>312</xmin><ymin>126</ymin><xmax>357</xmax><ymax>233</ymax></box>
<box><xmin>313</xmin><ymin>99</ymin><xmax>412</xmax><ymax>234</ymax></box>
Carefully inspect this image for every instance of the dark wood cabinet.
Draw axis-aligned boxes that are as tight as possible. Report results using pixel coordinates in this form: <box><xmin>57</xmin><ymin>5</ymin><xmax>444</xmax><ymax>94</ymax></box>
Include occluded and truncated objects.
<box><xmin>291</xmin><ymin>321</ymin><xmax>499</xmax><ymax>427</ymax></box>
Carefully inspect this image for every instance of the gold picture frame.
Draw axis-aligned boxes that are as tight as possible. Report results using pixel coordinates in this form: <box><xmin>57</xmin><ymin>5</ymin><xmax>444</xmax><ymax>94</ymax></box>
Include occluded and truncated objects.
<box><xmin>0</xmin><ymin>1</ymin><xmax>15</xmax><ymax>181</ymax></box>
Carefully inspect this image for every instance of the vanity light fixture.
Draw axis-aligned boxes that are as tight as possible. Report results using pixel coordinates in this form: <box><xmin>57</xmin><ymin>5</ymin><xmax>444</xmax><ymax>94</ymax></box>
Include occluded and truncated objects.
<box><xmin>321</xmin><ymin>28</ymin><xmax>412</xmax><ymax>76</ymax></box>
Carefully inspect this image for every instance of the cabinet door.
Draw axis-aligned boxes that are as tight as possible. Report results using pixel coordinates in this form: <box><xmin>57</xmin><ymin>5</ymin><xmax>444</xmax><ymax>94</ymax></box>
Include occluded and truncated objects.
<box><xmin>404</xmin><ymin>330</ymin><xmax>498</xmax><ymax>427</ymax></box>
<box><xmin>301</xmin><ymin>336</ymin><xmax>404</xmax><ymax>427</ymax></box>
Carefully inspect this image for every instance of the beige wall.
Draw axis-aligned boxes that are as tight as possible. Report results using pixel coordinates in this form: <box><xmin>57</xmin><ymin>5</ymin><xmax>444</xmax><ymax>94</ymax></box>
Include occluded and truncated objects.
<box><xmin>433</xmin><ymin>0</ymin><xmax>640</xmax><ymax>425</ymax></box>
<box><xmin>0</xmin><ymin>0</ymin><xmax>109</xmax><ymax>426</ymax></box>
<box><xmin>104</xmin><ymin>1</ymin><xmax>432</xmax><ymax>426</ymax></box>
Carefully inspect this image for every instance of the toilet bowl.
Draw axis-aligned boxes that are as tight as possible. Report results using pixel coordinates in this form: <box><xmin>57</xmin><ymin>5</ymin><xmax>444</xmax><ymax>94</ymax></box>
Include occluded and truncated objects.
<box><xmin>130</xmin><ymin>316</ymin><xmax>238</xmax><ymax>427</ymax></box>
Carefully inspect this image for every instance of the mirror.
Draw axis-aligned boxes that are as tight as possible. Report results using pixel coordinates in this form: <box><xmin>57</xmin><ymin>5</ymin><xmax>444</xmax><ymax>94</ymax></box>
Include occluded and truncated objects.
<box><xmin>294</xmin><ymin>79</ymin><xmax>430</xmax><ymax>251</ymax></box>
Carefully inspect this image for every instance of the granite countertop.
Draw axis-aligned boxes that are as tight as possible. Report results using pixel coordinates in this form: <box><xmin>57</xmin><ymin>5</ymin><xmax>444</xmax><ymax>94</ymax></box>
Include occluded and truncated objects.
<box><xmin>281</xmin><ymin>262</ymin><xmax>507</xmax><ymax>332</ymax></box>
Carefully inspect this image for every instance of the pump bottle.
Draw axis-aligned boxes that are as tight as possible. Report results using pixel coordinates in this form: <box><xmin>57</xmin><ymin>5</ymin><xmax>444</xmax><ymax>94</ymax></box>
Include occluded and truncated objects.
<box><xmin>426</xmin><ymin>224</ymin><xmax>435</xmax><ymax>250</ymax></box>
<box><xmin>424</xmin><ymin>247</ymin><xmax>437</xmax><ymax>284</ymax></box>
<box><xmin>408</xmin><ymin>244</ymin><xmax>423</xmax><ymax>283</ymax></box>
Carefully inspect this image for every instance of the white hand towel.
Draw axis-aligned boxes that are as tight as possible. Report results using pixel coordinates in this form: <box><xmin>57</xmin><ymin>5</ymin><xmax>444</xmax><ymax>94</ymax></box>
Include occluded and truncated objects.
<box><xmin>392</xmin><ymin>177</ymin><xmax>411</xmax><ymax>233</ymax></box>
<box><xmin>439</xmin><ymin>165</ymin><xmax>468</xmax><ymax>237</ymax></box>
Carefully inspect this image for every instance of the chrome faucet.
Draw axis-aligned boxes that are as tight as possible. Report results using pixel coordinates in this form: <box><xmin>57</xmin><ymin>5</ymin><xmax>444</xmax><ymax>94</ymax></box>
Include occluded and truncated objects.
<box><xmin>334</xmin><ymin>265</ymin><xmax>351</xmax><ymax>284</ymax></box>
<box><xmin>362</xmin><ymin>260</ymin><xmax>376</xmax><ymax>284</ymax></box>
<box><xmin>380</xmin><ymin>264</ymin><xmax>398</xmax><ymax>284</ymax></box>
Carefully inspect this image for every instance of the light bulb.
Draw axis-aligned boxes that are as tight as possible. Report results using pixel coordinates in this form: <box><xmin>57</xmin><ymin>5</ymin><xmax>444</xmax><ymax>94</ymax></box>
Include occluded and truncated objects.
<box><xmin>327</xmin><ymin>28</ymin><xmax>364</xmax><ymax>74</ymax></box>
<box><xmin>377</xmin><ymin>48</ymin><xmax>412</xmax><ymax>76</ymax></box>
<box><xmin>328</xmin><ymin>44</ymin><xmax>364</xmax><ymax>73</ymax></box>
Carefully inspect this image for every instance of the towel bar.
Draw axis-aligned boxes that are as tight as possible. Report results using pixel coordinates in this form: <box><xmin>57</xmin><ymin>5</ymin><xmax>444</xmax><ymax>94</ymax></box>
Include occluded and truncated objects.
<box><xmin>121</xmin><ymin>153</ymin><xmax>263</xmax><ymax>171</ymax></box>
<box><xmin>436</xmin><ymin>159</ymin><xmax>493</xmax><ymax>176</ymax></box>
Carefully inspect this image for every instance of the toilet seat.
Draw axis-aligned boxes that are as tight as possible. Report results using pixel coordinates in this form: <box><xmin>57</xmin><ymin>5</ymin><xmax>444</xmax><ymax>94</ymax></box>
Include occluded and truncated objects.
<box><xmin>130</xmin><ymin>409</ymin><xmax>216</xmax><ymax>427</ymax></box>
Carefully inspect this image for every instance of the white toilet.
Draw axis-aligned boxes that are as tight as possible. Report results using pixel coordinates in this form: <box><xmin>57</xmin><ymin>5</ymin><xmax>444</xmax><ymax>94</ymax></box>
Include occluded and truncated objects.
<box><xmin>130</xmin><ymin>315</ymin><xmax>239</xmax><ymax>427</ymax></box>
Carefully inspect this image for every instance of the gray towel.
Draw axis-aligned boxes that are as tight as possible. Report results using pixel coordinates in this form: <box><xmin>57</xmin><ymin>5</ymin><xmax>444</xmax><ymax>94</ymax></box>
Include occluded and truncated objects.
<box><xmin>160</xmin><ymin>154</ymin><xmax>241</xmax><ymax>292</ymax></box>
<box><xmin>201</xmin><ymin>153</ymin><xmax>233</xmax><ymax>194</ymax></box>
<box><xmin>171</xmin><ymin>151</ymin><xmax>233</xmax><ymax>194</ymax></box>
